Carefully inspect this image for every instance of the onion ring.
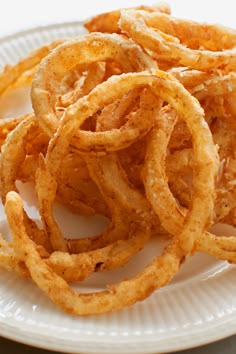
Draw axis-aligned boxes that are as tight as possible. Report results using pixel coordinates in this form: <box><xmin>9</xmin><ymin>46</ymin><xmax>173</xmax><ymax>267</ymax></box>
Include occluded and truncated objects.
<box><xmin>119</xmin><ymin>10</ymin><xmax>236</xmax><ymax>71</ymax></box>
<box><xmin>6</xmin><ymin>190</ymin><xmax>183</xmax><ymax>315</ymax></box>
<box><xmin>84</xmin><ymin>3</ymin><xmax>171</xmax><ymax>34</ymax></box>
<box><xmin>31</xmin><ymin>32</ymin><xmax>157</xmax><ymax>138</ymax></box>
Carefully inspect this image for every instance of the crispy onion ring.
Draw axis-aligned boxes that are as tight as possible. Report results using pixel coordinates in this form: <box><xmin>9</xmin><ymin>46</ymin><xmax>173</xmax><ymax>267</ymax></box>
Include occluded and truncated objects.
<box><xmin>196</xmin><ymin>231</ymin><xmax>236</xmax><ymax>264</ymax></box>
<box><xmin>6</xmin><ymin>190</ymin><xmax>182</xmax><ymax>315</ymax></box>
<box><xmin>143</xmin><ymin>112</ymin><xmax>218</xmax><ymax>252</ymax></box>
<box><xmin>142</xmin><ymin>105</ymin><xmax>235</xmax><ymax>261</ymax></box>
<box><xmin>0</xmin><ymin>116</ymin><xmax>156</xmax><ymax>281</ymax></box>
<box><xmin>31</xmin><ymin>32</ymin><xmax>157</xmax><ymax>139</ymax></box>
<box><xmin>0</xmin><ymin>114</ymin><xmax>27</xmax><ymax>148</ymax></box>
<box><xmin>36</xmin><ymin>88</ymin><xmax>162</xmax><ymax>252</ymax></box>
<box><xmin>0</xmin><ymin>114</ymin><xmax>51</xmax><ymax>250</ymax></box>
<box><xmin>141</xmin><ymin>84</ymin><xmax>218</xmax><ymax>253</ymax></box>
<box><xmin>84</xmin><ymin>3</ymin><xmax>171</xmax><ymax>33</ymax></box>
<box><xmin>119</xmin><ymin>10</ymin><xmax>236</xmax><ymax>71</ymax></box>
<box><xmin>0</xmin><ymin>113</ymin><xmax>108</xmax><ymax>223</ymax></box>
<box><xmin>0</xmin><ymin>200</ymin><xmax>152</xmax><ymax>283</ymax></box>
<box><xmin>67</xmin><ymin>151</ymin><xmax>159</xmax><ymax>254</ymax></box>
<box><xmin>45</xmin><ymin>71</ymin><xmax>218</xmax><ymax>252</ymax></box>
<box><xmin>167</xmin><ymin>73</ymin><xmax>236</xmax><ymax>221</ymax></box>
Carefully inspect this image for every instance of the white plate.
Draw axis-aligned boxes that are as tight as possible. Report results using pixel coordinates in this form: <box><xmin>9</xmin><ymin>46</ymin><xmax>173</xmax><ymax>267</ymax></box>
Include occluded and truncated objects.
<box><xmin>0</xmin><ymin>20</ymin><xmax>236</xmax><ymax>354</ymax></box>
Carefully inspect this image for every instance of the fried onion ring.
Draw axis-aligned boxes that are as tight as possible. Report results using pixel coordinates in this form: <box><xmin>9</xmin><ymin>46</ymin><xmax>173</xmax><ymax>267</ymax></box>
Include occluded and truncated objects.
<box><xmin>6</xmin><ymin>190</ymin><xmax>183</xmax><ymax>315</ymax></box>
<box><xmin>119</xmin><ymin>10</ymin><xmax>236</xmax><ymax>71</ymax></box>
<box><xmin>31</xmin><ymin>32</ymin><xmax>157</xmax><ymax>138</ymax></box>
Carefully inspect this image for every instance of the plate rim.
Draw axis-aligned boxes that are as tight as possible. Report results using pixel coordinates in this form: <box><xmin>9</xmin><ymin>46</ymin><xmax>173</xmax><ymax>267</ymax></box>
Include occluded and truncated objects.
<box><xmin>0</xmin><ymin>19</ymin><xmax>86</xmax><ymax>44</ymax></box>
<box><xmin>1</xmin><ymin>309</ymin><xmax>236</xmax><ymax>354</ymax></box>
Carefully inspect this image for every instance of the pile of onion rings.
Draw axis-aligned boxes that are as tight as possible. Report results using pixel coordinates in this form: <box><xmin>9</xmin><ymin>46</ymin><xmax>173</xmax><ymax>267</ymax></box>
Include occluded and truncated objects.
<box><xmin>0</xmin><ymin>2</ymin><xmax>236</xmax><ymax>315</ymax></box>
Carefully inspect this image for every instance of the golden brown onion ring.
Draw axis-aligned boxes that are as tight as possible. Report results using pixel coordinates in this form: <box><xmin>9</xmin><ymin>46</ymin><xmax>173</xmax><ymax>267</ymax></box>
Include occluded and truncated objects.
<box><xmin>31</xmin><ymin>32</ymin><xmax>157</xmax><ymax>138</ymax></box>
<box><xmin>84</xmin><ymin>3</ymin><xmax>171</xmax><ymax>33</ymax></box>
<box><xmin>6</xmin><ymin>190</ymin><xmax>182</xmax><ymax>315</ymax></box>
<box><xmin>119</xmin><ymin>10</ymin><xmax>236</xmax><ymax>71</ymax></box>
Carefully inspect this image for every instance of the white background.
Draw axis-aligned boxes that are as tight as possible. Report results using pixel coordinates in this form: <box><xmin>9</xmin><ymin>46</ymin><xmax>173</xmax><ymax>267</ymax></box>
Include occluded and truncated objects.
<box><xmin>0</xmin><ymin>0</ymin><xmax>235</xmax><ymax>38</ymax></box>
